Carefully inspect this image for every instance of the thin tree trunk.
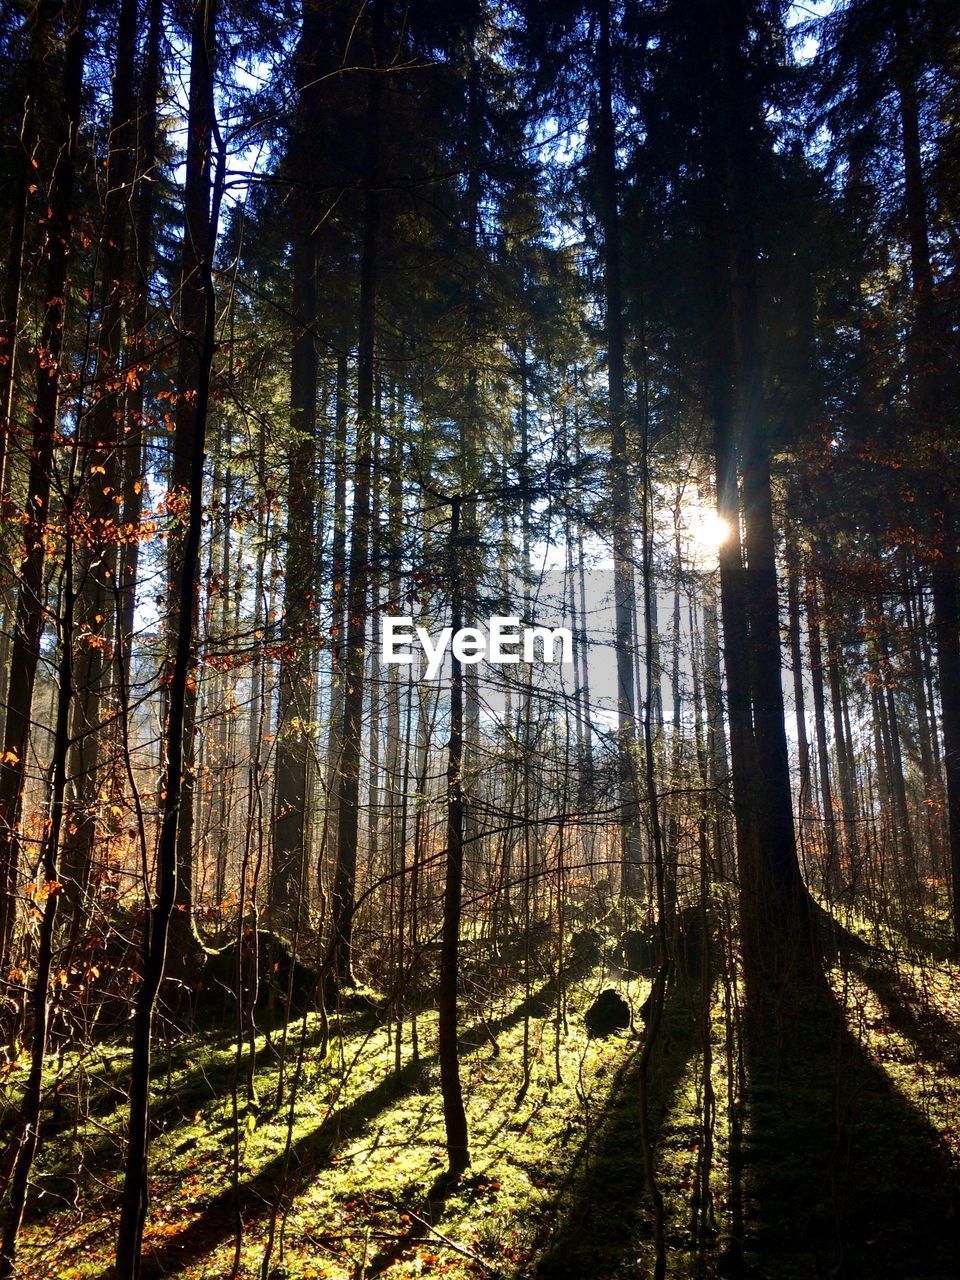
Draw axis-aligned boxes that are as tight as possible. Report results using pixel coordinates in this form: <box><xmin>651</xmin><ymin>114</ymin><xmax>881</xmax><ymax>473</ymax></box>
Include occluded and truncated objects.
<box><xmin>785</xmin><ymin>539</ymin><xmax>811</xmax><ymax>806</ymax></box>
<box><xmin>0</xmin><ymin>1</ymin><xmax>62</xmax><ymax>742</ymax></box>
<box><xmin>330</xmin><ymin>0</ymin><xmax>382</xmax><ymax>985</ymax></box>
<box><xmin>805</xmin><ymin>574</ymin><xmax>841</xmax><ymax>894</ymax></box>
<box><xmin>596</xmin><ymin>0</ymin><xmax>642</xmax><ymax>889</ymax></box>
<box><xmin>438</xmin><ymin>496</ymin><xmax>469</xmax><ymax>1176</ymax></box>
<box><xmin>118</xmin><ymin>0</ymin><xmax>163</xmax><ymax>696</ymax></box>
<box><xmin>875</xmin><ymin>602</ymin><xmax>914</xmax><ymax>860</ymax></box>
<box><xmin>901</xmin><ymin>562</ymin><xmax>936</xmax><ymax>796</ymax></box>
<box><xmin>367</xmin><ymin>424</ymin><xmax>383</xmax><ymax>879</ymax></box>
<box><xmin>324</xmin><ymin>351</ymin><xmax>349</xmax><ymax>863</ymax></box>
<box><xmin>0</xmin><ymin>495</ymin><xmax>76</xmax><ymax>1278</ymax></box>
<box><xmin>636</xmin><ymin>285</ymin><xmax>669</xmax><ymax>1278</ymax></box>
<box><xmin>272</xmin><ymin>15</ymin><xmax>320</xmax><ymax>928</ymax></box>
<box><xmin>166</xmin><ymin>0</ymin><xmax>220</xmax><ymax>964</ymax></box>
<box><xmin>114</xmin><ymin>1</ymin><xmax>222</xmax><ymax>1270</ymax></box>
<box><xmin>824</xmin><ymin>610</ymin><xmax>858</xmax><ymax>859</ymax></box>
<box><xmin>892</xmin><ymin>0</ymin><xmax>960</xmax><ymax>947</ymax></box>
<box><xmin>0</xmin><ymin>0</ymin><xmax>60</xmax><ymax>497</ymax></box>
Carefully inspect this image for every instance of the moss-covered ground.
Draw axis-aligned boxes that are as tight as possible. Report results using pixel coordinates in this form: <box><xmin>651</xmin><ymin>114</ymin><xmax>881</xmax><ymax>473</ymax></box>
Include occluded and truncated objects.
<box><xmin>7</xmin><ymin>928</ymin><xmax>960</xmax><ymax>1280</ymax></box>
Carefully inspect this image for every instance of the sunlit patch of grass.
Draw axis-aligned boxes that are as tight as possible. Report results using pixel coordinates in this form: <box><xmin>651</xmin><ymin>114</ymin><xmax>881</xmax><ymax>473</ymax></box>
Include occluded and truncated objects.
<box><xmin>817</xmin><ymin>895</ymin><xmax>955</xmax><ymax>963</ymax></box>
<box><xmin>17</xmin><ymin>968</ymin><xmax>652</xmax><ymax>1279</ymax></box>
<box><xmin>268</xmin><ymin>976</ymin><xmax>650</xmax><ymax>1279</ymax></box>
<box><xmin>19</xmin><ymin>932</ymin><xmax>958</xmax><ymax>1280</ymax></box>
<box><xmin>830</xmin><ymin>960</ymin><xmax>960</xmax><ymax>1164</ymax></box>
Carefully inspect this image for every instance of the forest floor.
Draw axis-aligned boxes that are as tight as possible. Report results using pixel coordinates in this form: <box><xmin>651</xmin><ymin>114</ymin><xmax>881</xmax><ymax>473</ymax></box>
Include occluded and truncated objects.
<box><xmin>8</xmin><ymin>920</ymin><xmax>960</xmax><ymax>1280</ymax></box>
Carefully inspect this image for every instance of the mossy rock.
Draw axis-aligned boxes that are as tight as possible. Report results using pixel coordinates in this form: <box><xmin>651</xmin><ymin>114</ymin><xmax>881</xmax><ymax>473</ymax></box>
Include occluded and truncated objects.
<box><xmin>584</xmin><ymin>988</ymin><xmax>630</xmax><ymax>1037</ymax></box>
<box><xmin>197</xmin><ymin>928</ymin><xmax>319</xmax><ymax>1018</ymax></box>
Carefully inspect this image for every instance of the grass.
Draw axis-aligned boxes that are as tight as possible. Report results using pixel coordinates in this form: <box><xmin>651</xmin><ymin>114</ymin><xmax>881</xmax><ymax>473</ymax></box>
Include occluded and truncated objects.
<box><xmin>6</xmin><ymin>930</ymin><xmax>960</xmax><ymax>1280</ymax></box>
<box><xmin>16</xmin><ymin>963</ymin><xmax>653</xmax><ymax>1279</ymax></box>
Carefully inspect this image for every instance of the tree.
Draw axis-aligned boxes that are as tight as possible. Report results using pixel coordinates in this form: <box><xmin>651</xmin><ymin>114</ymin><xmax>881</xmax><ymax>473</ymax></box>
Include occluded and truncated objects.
<box><xmin>0</xmin><ymin>0</ymin><xmax>88</xmax><ymax>971</ymax></box>
<box><xmin>115</xmin><ymin>0</ymin><xmax>222</xmax><ymax>1269</ymax></box>
<box><xmin>329</xmin><ymin>0</ymin><xmax>383</xmax><ymax>987</ymax></box>
<box><xmin>61</xmin><ymin>0</ymin><xmax>139</xmax><ymax>922</ymax></box>
<box><xmin>270</xmin><ymin>0</ymin><xmax>323</xmax><ymax>932</ymax></box>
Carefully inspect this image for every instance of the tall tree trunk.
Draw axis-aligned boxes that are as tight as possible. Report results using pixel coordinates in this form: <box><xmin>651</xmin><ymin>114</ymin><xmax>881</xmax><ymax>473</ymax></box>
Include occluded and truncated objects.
<box><xmin>166</xmin><ymin>0</ymin><xmax>219</xmax><ymax>963</ymax></box>
<box><xmin>892</xmin><ymin>0</ymin><xmax>960</xmax><ymax>948</ymax></box>
<box><xmin>210</xmin><ymin>459</ymin><xmax>233</xmax><ymax>903</ymax></box>
<box><xmin>0</xmin><ymin>1</ymin><xmax>61</xmax><ymax>741</ymax></box>
<box><xmin>367</xmin><ymin>420</ymin><xmax>383</xmax><ymax>877</ymax></box>
<box><xmin>0</xmin><ymin>489</ymin><xmax>76</xmax><ymax>1278</ymax></box>
<box><xmin>61</xmin><ymin>0</ymin><xmax>139</xmax><ymax>920</ymax></box>
<box><xmin>785</xmin><ymin>538</ymin><xmax>811</xmax><ymax>808</ymax></box>
<box><xmin>438</xmin><ymin>496</ymin><xmax>470</xmax><ymax>1176</ymax></box>
<box><xmin>0</xmin><ymin>0</ymin><xmax>60</xmax><ymax>497</ymax></box>
<box><xmin>117</xmin><ymin>0</ymin><xmax>163</xmax><ymax>696</ymax></box>
<box><xmin>384</xmin><ymin>417</ymin><xmax>406</xmax><ymax>1053</ymax></box>
<box><xmin>272</xmin><ymin>6</ymin><xmax>321</xmax><ymax>929</ymax></box>
<box><xmin>874</xmin><ymin>602</ymin><xmax>914</xmax><ymax>860</ymax></box>
<box><xmin>805</xmin><ymin>575</ymin><xmax>841</xmax><ymax>894</ymax></box>
<box><xmin>664</xmin><ymin>522</ymin><xmax>683</xmax><ymax>911</ymax></box>
<box><xmin>901</xmin><ymin>560</ymin><xmax>937</xmax><ymax>797</ymax></box>
<box><xmin>324</xmin><ymin>352</ymin><xmax>349</xmax><ymax>864</ymax></box>
<box><xmin>114</xmin><ymin>1</ymin><xmax>221</xmax><ymax>1271</ymax></box>
<box><xmin>460</xmin><ymin>56</ymin><xmax>484</xmax><ymax>874</ymax></box>
<box><xmin>0</xmin><ymin>0</ymin><xmax>87</xmax><ymax>970</ymax></box>
<box><xmin>330</xmin><ymin>0</ymin><xmax>382</xmax><ymax>985</ymax></box>
<box><xmin>823</xmin><ymin>608</ymin><xmax>858</xmax><ymax>859</ymax></box>
<box><xmin>596</xmin><ymin>0</ymin><xmax>642</xmax><ymax>890</ymax></box>
<box><xmin>712</xmin><ymin>0</ymin><xmax>811</xmax><ymax>983</ymax></box>
<box><xmin>701</xmin><ymin>574</ymin><xmax>728</xmax><ymax>796</ymax></box>
<box><xmin>0</xmin><ymin>13</ymin><xmax>86</xmax><ymax>1219</ymax></box>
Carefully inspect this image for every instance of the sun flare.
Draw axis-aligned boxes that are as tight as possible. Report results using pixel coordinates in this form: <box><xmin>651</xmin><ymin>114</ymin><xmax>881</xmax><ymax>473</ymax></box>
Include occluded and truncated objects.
<box><xmin>685</xmin><ymin>506</ymin><xmax>733</xmax><ymax>562</ymax></box>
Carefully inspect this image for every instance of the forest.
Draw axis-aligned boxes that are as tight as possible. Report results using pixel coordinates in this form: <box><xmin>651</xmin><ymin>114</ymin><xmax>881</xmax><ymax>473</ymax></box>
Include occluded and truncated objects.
<box><xmin>0</xmin><ymin>0</ymin><xmax>958</xmax><ymax>1276</ymax></box>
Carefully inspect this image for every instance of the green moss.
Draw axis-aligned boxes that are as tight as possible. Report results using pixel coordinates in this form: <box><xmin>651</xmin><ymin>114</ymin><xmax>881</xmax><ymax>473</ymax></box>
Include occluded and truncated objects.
<box><xmin>11</xmin><ymin>948</ymin><xmax>960</xmax><ymax>1280</ymax></box>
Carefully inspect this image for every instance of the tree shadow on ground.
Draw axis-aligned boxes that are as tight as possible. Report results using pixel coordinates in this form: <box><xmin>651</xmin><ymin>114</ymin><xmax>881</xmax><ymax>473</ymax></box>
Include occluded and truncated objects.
<box><xmin>24</xmin><ymin>1016</ymin><xmax>339</xmax><ymax>1194</ymax></box>
<box><xmin>35</xmin><ymin>973</ymin><xmax>523</xmax><ymax>1204</ymax></box>
<box><xmin>459</xmin><ymin>967</ymin><xmax>586</xmax><ymax>1053</ymax></box>
<box><xmin>886</xmin><ymin>922</ymin><xmax>955</xmax><ymax>965</ymax></box>
<box><xmin>362</xmin><ymin>1169</ymin><xmax>465</xmax><ymax>1277</ymax></box>
<box><xmin>855</xmin><ymin>959</ymin><xmax>960</xmax><ymax>1072</ymax></box>
<box><xmin>98</xmin><ymin>1055</ymin><xmax>429</xmax><ymax>1280</ymax></box>
<box><xmin>82</xmin><ymin>972</ymin><xmax>589</xmax><ymax>1278</ymax></box>
<box><xmin>533</xmin><ymin>966</ymin><xmax>707</xmax><ymax>1279</ymax></box>
<box><xmin>738</xmin><ymin>976</ymin><xmax>960</xmax><ymax>1280</ymax></box>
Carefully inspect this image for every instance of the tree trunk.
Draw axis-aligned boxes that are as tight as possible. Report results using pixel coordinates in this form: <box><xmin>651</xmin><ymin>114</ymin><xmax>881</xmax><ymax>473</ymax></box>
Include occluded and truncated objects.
<box><xmin>875</xmin><ymin>602</ymin><xmax>914</xmax><ymax>860</ymax></box>
<box><xmin>438</xmin><ymin>497</ymin><xmax>470</xmax><ymax>1176</ymax></box>
<box><xmin>0</xmin><ymin>0</ymin><xmax>60</xmax><ymax>497</ymax></box>
<box><xmin>596</xmin><ymin>0</ymin><xmax>642</xmax><ymax>889</ymax></box>
<box><xmin>785</xmin><ymin>539</ymin><xmax>811</xmax><ymax>806</ymax></box>
<box><xmin>892</xmin><ymin>0</ymin><xmax>960</xmax><ymax>948</ymax></box>
<box><xmin>901</xmin><ymin>561</ymin><xmax>937</xmax><ymax>797</ymax></box>
<box><xmin>114</xmin><ymin>1</ymin><xmax>221</xmax><ymax>1271</ymax></box>
<box><xmin>330</xmin><ymin>0</ymin><xmax>382</xmax><ymax>985</ymax></box>
<box><xmin>712</xmin><ymin>0</ymin><xmax>812</xmax><ymax>984</ymax></box>
<box><xmin>824</xmin><ymin>609</ymin><xmax>858</xmax><ymax>859</ymax></box>
<box><xmin>0</xmin><ymin>0</ymin><xmax>87</xmax><ymax>970</ymax></box>
<box><xmin>324</xmin><ymin>351</ymin><xmax>349</xmax><ymax>865</ymax></box>
<box><xmin>117</xmin><ymin>0</ymin><xmax>163</xmax><ymax>696</ymax></box>
<box><xmin>0</xmin><ymin>2</ymin><xmax>62</xmax><ymax>743</ymax></box>
<box><xmin>61</xmin><ymin>0</ymin><xmax>139</xmax><ymax>920</ymax></box>
<box><xmin>805</xmin><ymin>574</ymin><xmax>841</xmax><ymax>895</ymax></box>
<box><xmin>367</xmin><ymin>422</ymin><xmax>383</xmax><ymax>877</ymax></box>
<box><xmin>166</xmin><ymin>0</ymin><xmax>220</xmax><ymax>965</ymax></box>
<box><xmin>272</xmin><ymin>10</ymin><xmax>321</xmax><ymax>929</ymax></box>
<box><xmin>0</xmin><ymin>502</ymin><xmax>76</xmax><ymax>1278</ymax></box>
